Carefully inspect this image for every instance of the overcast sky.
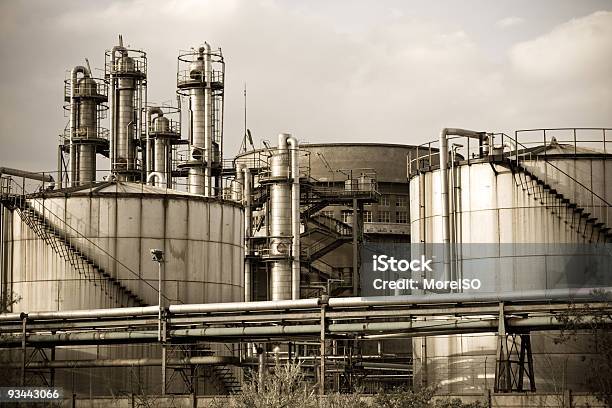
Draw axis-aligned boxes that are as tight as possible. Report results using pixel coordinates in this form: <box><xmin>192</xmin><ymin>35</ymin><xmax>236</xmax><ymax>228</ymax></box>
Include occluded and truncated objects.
<box><xmin>0</xmin><ymin>0</ymin><xmax>610</xmax><ymax>171</ymax></box>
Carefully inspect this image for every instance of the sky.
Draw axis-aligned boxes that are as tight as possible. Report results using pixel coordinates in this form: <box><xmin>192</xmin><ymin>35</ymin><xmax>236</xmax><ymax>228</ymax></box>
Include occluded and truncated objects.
<box><xmin>0</xmin><ymin>0</ymin><xmax>611</xmax><ymax>172</ymax></box>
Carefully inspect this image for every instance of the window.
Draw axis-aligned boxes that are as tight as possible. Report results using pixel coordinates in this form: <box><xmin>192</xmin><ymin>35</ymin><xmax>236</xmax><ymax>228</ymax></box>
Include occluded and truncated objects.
<box><xmin>396</xmin><ymin>195</ymin><xmax>408</xmax><ymax>207</ymax></box>
<box><xmin>378</xmin><ymin>211</ymin><xmax>390</xmax><ymax>223</ymax></box>
<box><xmin>363</xmin><ymin>210</ymin><xmax>372</xmax><ymax>223</ymax></box>
<box><xmin>380</xmin><ymin>195</ymin><xmax>390</xmax><ymax>206</ymax></box>
<box><xmin>396</xmin><ymin>211</ymin><xmax>408</xmax><ymax>224</ymax></box>
<box><xmin>341</xmin><ymin>211</ymin><xmax>352</xmax><ymax>224</ymax></box>
<box><xmin>321</xmin><ymin>210</ymin><xmax>334</xmax><ymax>218</ymax></box>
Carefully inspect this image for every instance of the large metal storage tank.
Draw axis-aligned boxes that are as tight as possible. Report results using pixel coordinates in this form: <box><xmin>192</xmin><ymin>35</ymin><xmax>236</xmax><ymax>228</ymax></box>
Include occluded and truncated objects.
<box><xmin>8</xmin><ymin>181</ymin><xmax>244</xmax><ymax>310</ymax></box>
<box><xmin>3</xmin><ymin>181</ymin><xmax>244</xmax><ymax>394</ymax></box>
<box><xmin>408</xmin><ymin>139</ymin><xmax>611</xmax><ymax>393</ymax></box>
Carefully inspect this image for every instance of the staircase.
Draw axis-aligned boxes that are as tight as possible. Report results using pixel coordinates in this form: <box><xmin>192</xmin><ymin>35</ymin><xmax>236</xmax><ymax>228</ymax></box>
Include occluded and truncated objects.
<box><xmin>301</xmin><ymin>214</ymin><xmax>352</xmax><ymax>262</ymax></box>
<box><xmin>508</xmin><ymin>160</ymin><xmax>612</xmax><ymax>243</ymax></box>
<box><xmin>211</xmin><ymin>365</ymin><xmax>242</xmax><ymax>394</ymax></box>
<box><xmin>188</xmin><ymin>344</ymin><xmax>242</xmax><ymax>394</ymax></box>
<box><xmin>1</xmin><ymin>186</ymin><xmax>147</xmax><ymax>307</ymax></box>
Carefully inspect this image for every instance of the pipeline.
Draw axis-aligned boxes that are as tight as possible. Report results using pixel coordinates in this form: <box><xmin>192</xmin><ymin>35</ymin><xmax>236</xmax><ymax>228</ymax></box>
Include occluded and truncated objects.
<box><xmin>438</xmin><ymin>128</ymin><xmax>484</xmax><ymax>281</ymax></box>
<box><xmin>287</xmin><ymin>135</ymin><xmax>300</xmax><ymax>300</ymax></box>
<box><xmin>1</xmin><ymin>314</ymin><xmax>609</xmax><ymax>347</ymax></box>
<box><xmin>0</xmin><ymin>168</ymin><xmax>54</xmax><ymax>188</ymax></box>
<box><xmin>243</xmin><ymin>165</ymin><xmax>252</xmax><ymax>301</ymax></box>
<box><xmin>1</xmin><ymin>287</ymin><xmax>609</xmax><ymax>323</ymax></box>
<box><xmin>146</xmin><ymin>107</ymin><xmax>164</xmax><ymax>184</ymax></box>
<box><xmin>69</xmin><ymin>66</ymin><xmax>91</xmax><ymax>187</ymax></box>
<box><xmin>6</xmin><ymin>355</ymin><xmax>238</xmax><ymax>369</ymax></box>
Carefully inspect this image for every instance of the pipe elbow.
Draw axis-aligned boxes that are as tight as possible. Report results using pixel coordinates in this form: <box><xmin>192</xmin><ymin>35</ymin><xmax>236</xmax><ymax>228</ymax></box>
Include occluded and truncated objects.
<box><xmin>71</xmin><ymin>65</ymin><xmax>91</xmax><ymax>78</ymax></box>
<box><xmin>147</xmin><ymin>107</ymin><xmax>164</xmax><ymax>117</ymax></box>
<box><xmin>112</xmin><ymin>45</ymin><xmax>128</xmax><ymax>57</ymax></box>
<box><xmin>286</xmin><ymin>135</ymin><xmax>299</xmax><ymax>149</ymax></box>
<box><xmin>147</xmin><ymin>172</ymin><xmax>165</xmax><ymax>184</ymax></box>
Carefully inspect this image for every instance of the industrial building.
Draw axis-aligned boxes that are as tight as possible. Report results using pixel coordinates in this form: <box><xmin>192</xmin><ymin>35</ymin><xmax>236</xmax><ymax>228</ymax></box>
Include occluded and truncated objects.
<box><xmin>0</xmin><ymin>37</ymin><xmax>611</xmax><ymax>402</ymax></box>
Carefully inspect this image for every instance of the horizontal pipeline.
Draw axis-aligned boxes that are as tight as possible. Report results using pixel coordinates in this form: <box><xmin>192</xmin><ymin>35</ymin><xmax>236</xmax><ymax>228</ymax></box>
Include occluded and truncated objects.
<box><xmin>1</xmin><ymin>316</ymin><xmax>609</xmax><ymax>347</ymax></box>
<box><xmin>1</xmin><ymin>287</ymin><xmax>608</xmax><ymax>322</ymax></box>
<box><xmin>5</xmin><ymin>355</ymin><xmax>238</xmax><ymax>369</ymax></box>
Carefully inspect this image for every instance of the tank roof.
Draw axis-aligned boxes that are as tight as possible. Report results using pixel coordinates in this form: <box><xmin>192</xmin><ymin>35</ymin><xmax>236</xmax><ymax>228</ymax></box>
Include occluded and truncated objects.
<box><xmin>35</xmin><ymin>181</ymin><xmax>241</xmax><ymax>207</ymax></box>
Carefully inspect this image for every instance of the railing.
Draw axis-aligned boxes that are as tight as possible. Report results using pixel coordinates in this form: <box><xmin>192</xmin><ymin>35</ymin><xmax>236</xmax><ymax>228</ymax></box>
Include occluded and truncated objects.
<box><xmin>62</xmin><ymin>125</ymin><xmax>110</xmax><ymax>142</ymax></box>
<box><xmin>407</xmin><ymin>127</ymin><xmax>612</xmax><ymax>233</ymax></box>
<box><xmin>256</xmin><ymin>149</ymin><xmax>312</xmax><ymax>181</ymax></box>
<box><xmin>176</xmin><ymin>69</ymin><xmax>224</xmax><ymax>87</ymax></box>
<box><xmin>311</xmin><ymin>214</ymin><xmax>352</xmax><ymax>236</ymax></box>
<box><xmin>63</xmin><ymin>75</ymin><xmax>109</xmax><ymax>99</ymax></box>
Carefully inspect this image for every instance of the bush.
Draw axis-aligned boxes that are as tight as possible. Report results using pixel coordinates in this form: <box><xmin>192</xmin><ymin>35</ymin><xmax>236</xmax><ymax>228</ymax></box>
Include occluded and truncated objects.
<box><xmin>211</xmin><ymin>362</ymin><xmax>484</xmax><ymax>408</ymax></box>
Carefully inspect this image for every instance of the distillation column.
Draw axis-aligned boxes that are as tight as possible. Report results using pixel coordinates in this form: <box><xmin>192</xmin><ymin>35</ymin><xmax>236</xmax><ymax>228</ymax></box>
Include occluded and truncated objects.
<box><xmin>177</xmin><ymin>44</ymin><xmax>225</xmax><ymax>196</ymax></box>
<box><xmin>107</xmin><ymin>38</ymin><xmax>147</xmax><ymax>181</ymax></box>
<box><xmin>146</xmin><ymin>107</ymin><xmax>180</xmax><ymax>188</ymax></box>
<box><xmin>65</xmin><ymin>66</ymin><xmax>108</xmax><ymax>187</ymax></box>
<box><xmin>267</xmin><ymin>134</ymin><xmax>300</xmax><ymax>300</ymax></box>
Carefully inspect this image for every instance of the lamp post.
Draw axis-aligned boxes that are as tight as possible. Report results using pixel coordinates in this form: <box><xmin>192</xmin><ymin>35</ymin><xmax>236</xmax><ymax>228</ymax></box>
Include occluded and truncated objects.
<box><xmin>150</xmin><ymin>249</ymin><xmax>164</xmax><ymax>340</ymax></box>
<box><xmin>150</xmin><ymin>249</ymin><xmax>164</xmax><ymax>394</ymax></box>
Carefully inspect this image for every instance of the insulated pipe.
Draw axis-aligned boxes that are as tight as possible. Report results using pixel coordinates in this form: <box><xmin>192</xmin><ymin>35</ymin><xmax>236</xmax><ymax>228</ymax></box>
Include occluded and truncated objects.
<box><xmin>6</xmin><ymin>355</ymin><xmax>238</xmax><ymax>369</ymax></box>
<box><xmin>170</xmin><ymin>297</ymin><xmax>320</xmax><ymax>315</ymax></box>
<box><xmin>69</xmin><ymin>66</ymin><xmax>91</xmax><ymax>187</ymax></box>
<box><xmin>287</xmin><ymin>135</ymin><xmax>300</xmax><ymax>300</ymax></box>
<box><xmin>439</xmin><ymin>128</ymin><xmax>482</xmax><ymax>280</ymax></box>
<box><xmin>146</xmin><ymin>107</ymin><xmax>164</xmax><ymax>184</ymax></box>
<box><xmin>2</xmin><ymin>287</ymin><xmax>608</xmax><ymax>323</ymax></box>
<box><xmin>233</xmin><ymin>163</ymin><xmax>244</xmax><ymax>202</ymax></box>
<box><xmin>2</xmin><ymin>316</ymin><xmax>610</xmax><ymax>347</ymax></box>
<box><xmin>243</xmin><ymin>166</ymin><xmax>252</xmax><ymax>301</ymax></box>
<box><xmin>327</xmin><ymin>287</ymin><xmax>610</xmax><ymax>308</ymax></box>
<box><xmin>146</xmin><ymin>172</ymin><xmax>165</xmax><ymax>186</ymax></box>
<box><xmin>203</xmin><ymin>43</ymin><xmax>213</xmax><ymax>196</ymax></box>
<box><xmin>0</xmin><ymin>168</ymin><xmax>54</xmax><ymax>185</ymax></box>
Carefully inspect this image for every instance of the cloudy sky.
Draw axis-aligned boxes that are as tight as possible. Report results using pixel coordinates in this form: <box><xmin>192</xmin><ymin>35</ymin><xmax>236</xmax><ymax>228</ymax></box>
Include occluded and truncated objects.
<box><xmin>0</xmin><ymin>0</ymin><xmax>610</xmax><ymax>171</ymax></box>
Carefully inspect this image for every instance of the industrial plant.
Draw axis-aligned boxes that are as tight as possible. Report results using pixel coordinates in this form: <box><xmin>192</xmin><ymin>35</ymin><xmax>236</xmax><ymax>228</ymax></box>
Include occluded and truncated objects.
<box><xmin>0</xmin><ymin>36</ymin><xmax>611</xmax><ymax>406</ymax></box>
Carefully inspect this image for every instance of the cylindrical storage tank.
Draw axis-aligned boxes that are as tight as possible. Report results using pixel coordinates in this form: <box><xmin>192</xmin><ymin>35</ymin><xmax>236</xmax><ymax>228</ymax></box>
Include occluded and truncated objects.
<box><xmin>358</xmin><ymin>174</ymin><xmax>375</xmax><ymax>191</ymax></box>
<box><xmin>4</xmin><ymin>182</ymin><xmax>244</xmax><ymax>394</ymax></box>
<box><xmin>8</xmin><ymin>182</ymin><xmax>244</xmax><ymax>310</ymax></box>
<box><xmin>408</xmin><ymin>148</ymin><xmax>612</xmax><ymax>393</ymax></box>
<box><xmin>345</xmin><ymin>178</ymin><xmax>358</xmax><ymax>191</ymax></box>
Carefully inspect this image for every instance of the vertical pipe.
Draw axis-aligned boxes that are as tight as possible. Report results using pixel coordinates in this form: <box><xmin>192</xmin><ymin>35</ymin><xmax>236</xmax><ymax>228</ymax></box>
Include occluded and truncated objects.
<box><xmin>439</xmin><ymin>128</ymin><xmax>481</xmax><ymax>281</ymax></box>
<box><xmin>352</xmin><ymin>197</ymin><xmax>359</xmax><ymax>296</ymax></box>
<box><xmin>243</xmin><ymin>167</ymin><xmax>252</xmax><ymax>302</ymax></box>
<box><xmin>203</xmin><ymin>43</ymin><xmax>213</xmax><ymax>197</ymax></box>
<box><xmin>257</xmin><ymin>346</ymin><xmax>266</xmax><ymax>386</ymax></box>
<box><xmin>319</xmin><ymin>298</ymin><xmax>327</xmax><ymax>395</ymax></box>
<box><xmin>287</xmin><ymin>136</ymin><xmax>300</xmax><ymax>300</ymax></box>
<box><xmin>146</xmin><ymin>108</ymin><xmax>152</xmax><ymax>183</ymax></box>
<box><xmin>57</xmin><ymin>146</ymin><xmax>63</xmax><ymax>189</ymax></box>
